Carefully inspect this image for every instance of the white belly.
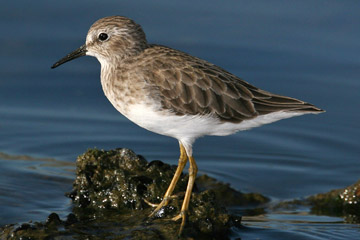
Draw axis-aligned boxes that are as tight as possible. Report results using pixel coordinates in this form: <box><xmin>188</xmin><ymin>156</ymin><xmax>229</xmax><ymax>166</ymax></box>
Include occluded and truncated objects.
<box><xmin>122</xmin><ymin>102</ymin><xmax>307</xmax><ymax>141</ymax></box>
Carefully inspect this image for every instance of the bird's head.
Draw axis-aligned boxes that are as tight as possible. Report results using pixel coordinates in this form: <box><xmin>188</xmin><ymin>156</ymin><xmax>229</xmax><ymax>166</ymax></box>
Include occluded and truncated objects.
<box><xmin>51</xmin><ymin>16</ymin><xmax>148</xmax><ymax>69</ymax></box>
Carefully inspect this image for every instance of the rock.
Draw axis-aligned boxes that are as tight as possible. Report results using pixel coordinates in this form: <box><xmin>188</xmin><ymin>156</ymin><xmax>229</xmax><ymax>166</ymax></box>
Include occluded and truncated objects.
<box><xmin>307</xmin><ymin>179</ymin><xmax>360</xmax><ymax>223</ymax></box>
<box><xmin>275</xmin><ymin>179</ymin><xmax>360</xmax><ymax>223</ymax></box>
<box><xmin>70</xmin><ymin>148</ymin><xmax>188</xmax><ymax>211</ymax></box>
<box><xmin>0</xmin><ymin>148</ymin><xmax>269</xmax><ymax>239</ymax></box>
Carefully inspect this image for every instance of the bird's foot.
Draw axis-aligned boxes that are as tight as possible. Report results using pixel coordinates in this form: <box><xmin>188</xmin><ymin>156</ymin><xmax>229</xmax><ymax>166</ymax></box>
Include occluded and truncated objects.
<box><xmin>144</xmin><ymin>195</ymin><xmax>178</xmax><ymax>217</ymax></box>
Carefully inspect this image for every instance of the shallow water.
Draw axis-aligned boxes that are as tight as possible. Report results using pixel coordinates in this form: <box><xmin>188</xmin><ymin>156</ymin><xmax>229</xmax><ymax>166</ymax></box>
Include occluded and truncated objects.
<box><xmin>1</xmin><ymin>1</ymin><xmax>359</xmax><ymax>239</ymax></box>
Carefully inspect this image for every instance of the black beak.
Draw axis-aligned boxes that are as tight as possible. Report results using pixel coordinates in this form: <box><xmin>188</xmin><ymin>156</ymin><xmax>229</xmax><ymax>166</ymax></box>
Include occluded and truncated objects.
<box><xmin>51</xmin><ymin>44</ymin><xmax>87</xmax><ymax>69</ymax></box>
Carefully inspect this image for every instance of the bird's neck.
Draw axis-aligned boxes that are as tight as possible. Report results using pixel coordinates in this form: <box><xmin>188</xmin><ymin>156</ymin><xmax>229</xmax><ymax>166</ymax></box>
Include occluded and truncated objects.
<box><xmin>100</xmin><ymin>61</ymin><xmax>117</xmax><ymax>94</ymax></box>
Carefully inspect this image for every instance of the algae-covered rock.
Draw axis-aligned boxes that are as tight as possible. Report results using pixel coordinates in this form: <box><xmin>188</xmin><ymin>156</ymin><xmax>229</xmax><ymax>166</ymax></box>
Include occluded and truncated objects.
<box><xmin>69</xmin><ymin>148</ymin><xmax>244</xmax><ymax>238</ymax></box>
<box><xmin>2</xmin><ymin>148</ymin><xmax>269</xmax><ymax>239</ymax></box>
<box><xmin>196</xmin><ymin>174</ymin><xmax>269</xmax><ymax>206</ymax></box>
<box><xmin>0</xmin><ymin>213</ymin><xmax>78</xmax><ymax>240</ymax></box>
<box><xmin>275</xmin><ymin>179</ymin><xmax>360</xmax><ymax>223</ymax></box>
<box><xmin>307</xmin><ymin>179</ymin><xmax>360</xmax><ymax>222</ymax></box>
<box><xmin>70</xmin><ymin>148</ymin><xmax>188</xmax><ymax>211</ymax></box>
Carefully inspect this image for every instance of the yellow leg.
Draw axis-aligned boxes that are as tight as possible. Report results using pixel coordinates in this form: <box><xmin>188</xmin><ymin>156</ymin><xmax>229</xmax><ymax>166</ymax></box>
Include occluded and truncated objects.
<box><xmin>172</xmin><ymin>155</ymin><xmax>198</xmax><ymax>236</ymax></box>
<box><xmin>148</xmin><ymin>143</ymin><xmax>188</xmax><ymax>217</ymax></box>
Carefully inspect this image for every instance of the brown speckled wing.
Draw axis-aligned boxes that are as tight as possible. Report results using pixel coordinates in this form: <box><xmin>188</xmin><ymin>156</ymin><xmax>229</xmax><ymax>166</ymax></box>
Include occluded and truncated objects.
<box><xmin>144</xmin><ymin>45</ymin><xmax>323</xmax><ymax>123</ymax></box>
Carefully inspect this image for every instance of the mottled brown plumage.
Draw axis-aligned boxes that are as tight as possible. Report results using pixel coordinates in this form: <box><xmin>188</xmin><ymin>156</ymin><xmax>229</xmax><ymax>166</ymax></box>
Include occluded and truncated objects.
<box><xmin>135</xmin><ymin>44</ymin><xmax>323</xmax><ymax>123</ymax></box>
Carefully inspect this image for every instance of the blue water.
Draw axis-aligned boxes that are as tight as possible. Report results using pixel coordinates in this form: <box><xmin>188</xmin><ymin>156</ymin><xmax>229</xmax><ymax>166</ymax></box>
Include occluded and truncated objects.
<box><xmin>1</xmin><ymin>1</ymin><xmax>359</xmax><ymax>239</ymax></box>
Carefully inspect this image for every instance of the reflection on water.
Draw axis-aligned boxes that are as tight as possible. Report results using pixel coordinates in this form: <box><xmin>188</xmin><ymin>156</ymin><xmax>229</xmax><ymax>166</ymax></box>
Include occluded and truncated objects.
<box><xmin>0</xmin><ymin>0</ymin><xmax>359</xmax><ymax>239</ymax></box>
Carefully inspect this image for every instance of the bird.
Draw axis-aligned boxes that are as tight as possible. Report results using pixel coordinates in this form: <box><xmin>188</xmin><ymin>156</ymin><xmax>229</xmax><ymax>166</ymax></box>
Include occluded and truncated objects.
<box><xmin>51</xmin><ymin>16</ymin><xmax>324</xmax><ymax>235</ymax></box>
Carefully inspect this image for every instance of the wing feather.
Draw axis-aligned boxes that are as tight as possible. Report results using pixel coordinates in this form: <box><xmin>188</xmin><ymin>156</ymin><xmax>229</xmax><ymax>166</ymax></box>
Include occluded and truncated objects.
<box><xmin>142</xmin><ymin>45</ymin><xmax>323</xmax><ymax>123</ymax></box>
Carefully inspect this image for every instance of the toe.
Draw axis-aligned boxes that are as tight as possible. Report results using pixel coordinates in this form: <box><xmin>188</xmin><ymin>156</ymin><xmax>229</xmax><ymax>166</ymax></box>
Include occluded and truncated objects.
<box><xmin>143</xmin><ymin>199</ymin><xmax>159</xmax><ymax>208</ymax></box>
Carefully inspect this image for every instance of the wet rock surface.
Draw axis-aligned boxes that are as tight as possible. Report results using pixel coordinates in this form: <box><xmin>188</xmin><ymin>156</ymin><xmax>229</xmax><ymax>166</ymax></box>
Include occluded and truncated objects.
<box><xmin>0</xmin><ymin>148</ymin><xmax>269</xmax><ymax>239</ymax></box>
<box><xmin>308</xmin><ymin>179</ymin><xmax>360</xmax><ymax>223</ymax></box>
<box><xmin>276</xmin><ymin>179</ymin><xmax>360</xmax><ymax>223</ymax></box>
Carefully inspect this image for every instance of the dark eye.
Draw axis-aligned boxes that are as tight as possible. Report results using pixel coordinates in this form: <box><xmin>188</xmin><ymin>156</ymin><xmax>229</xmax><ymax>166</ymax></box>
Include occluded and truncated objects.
<box><xmin>98</xmin><ymin>33</ymin><xmax>109</xmax><ymax>41</ymax></box>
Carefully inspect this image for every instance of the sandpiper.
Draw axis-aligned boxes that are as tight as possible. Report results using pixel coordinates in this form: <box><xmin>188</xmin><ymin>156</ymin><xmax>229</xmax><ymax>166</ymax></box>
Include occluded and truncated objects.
<box><xmin>51</xmin><ymin>16</ymin><xmax>324</xmax><ymax>235</ymax></box>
